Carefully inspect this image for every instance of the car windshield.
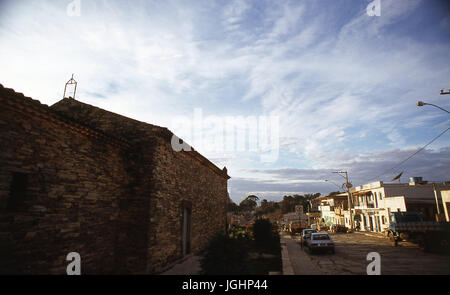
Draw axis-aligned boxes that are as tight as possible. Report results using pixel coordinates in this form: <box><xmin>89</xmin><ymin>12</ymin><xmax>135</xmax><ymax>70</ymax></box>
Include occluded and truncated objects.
<box><xmin>312</xmin><ymin>234</ymin><xmax>330</xmax><ymax>240</ymax></box>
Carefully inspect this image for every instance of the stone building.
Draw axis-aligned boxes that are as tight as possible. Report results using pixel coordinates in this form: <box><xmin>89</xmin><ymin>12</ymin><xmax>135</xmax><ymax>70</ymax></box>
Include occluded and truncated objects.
<box><xmin>0</xmin><ymin>84</ymin><xmax>230</xmax><ymax>274</ymax></box>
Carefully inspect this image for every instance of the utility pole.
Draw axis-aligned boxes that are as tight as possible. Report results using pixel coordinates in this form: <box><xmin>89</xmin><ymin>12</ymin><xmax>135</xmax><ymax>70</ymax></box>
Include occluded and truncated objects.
<box><xmin>431</xmin><ymin>182</ymin><xmax>446</xmax><ymax>222</ymax></box>
<box><xmin>333</xmin><ymin>171</ymin><xmax>354</xmax><ymax>232</ymax></box>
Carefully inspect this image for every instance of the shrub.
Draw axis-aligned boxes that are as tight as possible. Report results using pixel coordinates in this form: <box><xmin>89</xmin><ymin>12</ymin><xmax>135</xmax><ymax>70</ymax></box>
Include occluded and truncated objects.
<box><xmin>200</xmin><ymin>232</ymin><xmax>251</xmax><ymax>275</ymax></box>
<box><xmin>252</xmin><ymin>218</ymin><xmax>281</xmax><ymax>254</ymax></box>
<box><xmin>228</xmin><ymin>225</ymin><xmax>253</xmax><ymax>240</ymax></box>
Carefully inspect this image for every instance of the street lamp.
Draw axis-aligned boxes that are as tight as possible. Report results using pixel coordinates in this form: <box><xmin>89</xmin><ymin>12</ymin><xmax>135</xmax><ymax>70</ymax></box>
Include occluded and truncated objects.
<box><xmin>324</xmin><ymin>179</ymin><xmax>344</xmax><ymax>191</ymax></box>
<box><xmin>416</xmin><ymin>101</ymin><xmax>450</xmax><ymax>114</ymax></box>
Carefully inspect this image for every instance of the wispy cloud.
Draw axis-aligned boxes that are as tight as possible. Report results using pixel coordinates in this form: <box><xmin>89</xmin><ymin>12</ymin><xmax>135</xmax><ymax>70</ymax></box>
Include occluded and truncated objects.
<box><xmin>230</xmin><ymin>147</ymin><xmax>450</xmax><ymax>201</ymax></box>
<box><xmin>0</xmin><ymin>0</ymin><xmax>449</xmax><ymax>202</ymax></box>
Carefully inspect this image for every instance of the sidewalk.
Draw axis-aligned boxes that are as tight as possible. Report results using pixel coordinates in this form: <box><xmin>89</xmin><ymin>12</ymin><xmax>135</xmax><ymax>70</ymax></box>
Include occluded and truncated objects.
<box><xmin>160</xmin><ymin>255</ymin><xmax>201</xmax><ymax>275</ymax></box>
<box><xmin>353</xmin><ymin>231</ymin><xmax>386</xmax><ymax>239</ymax></box>
<box><xmin>280</xmin><ymin>233</ymin><xmax>322</xmax><ymax>275</ymax></box>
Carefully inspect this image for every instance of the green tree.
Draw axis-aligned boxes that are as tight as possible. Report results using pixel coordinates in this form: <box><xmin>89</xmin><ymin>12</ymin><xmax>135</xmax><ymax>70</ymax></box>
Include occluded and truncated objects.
<box><xmin>281</xmin><ymin>195</ymin><xmax>295</xmax><ymax>213</ymax></box>
<box><xmin>239</xmin><ymin>195</ymin><xmax>259</xmax><ymax>212</ymax></box>
<box><xmin>261</xmin><ymin>199</ymin><xmax>269</xmax><ymax>210</ymax></box>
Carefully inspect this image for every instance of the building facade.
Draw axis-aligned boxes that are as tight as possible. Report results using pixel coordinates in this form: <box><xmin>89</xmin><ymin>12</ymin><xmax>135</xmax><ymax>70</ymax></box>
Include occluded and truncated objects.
<box><xmin>0</xmin><ymin>84</ymin><xmax>229</xmax><ymax>274</ymax></box>
<box><xmin>442</xmin><ymin>190</ymin><xmax>450</xmax><ymax>222</ymax></box>
<box><xmin>349</xmin><ymin>179</ymin><xmax>450</xmax><ymax>233</ymax></box>
<box><xmin>316</xmin><ymin>194</ymin><xmax>349</xmax><ymax>227</ymax></box>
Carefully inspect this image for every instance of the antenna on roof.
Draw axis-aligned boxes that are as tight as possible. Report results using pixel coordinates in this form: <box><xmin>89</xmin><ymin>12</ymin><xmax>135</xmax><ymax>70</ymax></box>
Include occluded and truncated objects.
<box><xmin>63</xmin><ymin>74</ymin><xmax>77</xmax><ymax>99</ymax></box>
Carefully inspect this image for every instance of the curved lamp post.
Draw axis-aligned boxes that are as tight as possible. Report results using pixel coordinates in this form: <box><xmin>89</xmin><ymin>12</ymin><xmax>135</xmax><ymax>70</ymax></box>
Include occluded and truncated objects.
<box><xmin>324</xmin><ymin>179</ymin><xmax>344</xmax><ymax>191</ymax></box>
<box><xmin>416</xmin><ymin>101</ymin><xmax>450</xmax><ymax>114</ymax></box>
<box><xmin>417</xmin><ymin>99</ymin><xmax>448</xmax><ymax>220</ymax></box>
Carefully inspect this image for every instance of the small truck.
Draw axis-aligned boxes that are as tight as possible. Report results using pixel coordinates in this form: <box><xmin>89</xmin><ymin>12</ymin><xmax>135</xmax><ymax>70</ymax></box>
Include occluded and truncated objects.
<box><xmin>387</xmin><ymin>211</ymin><xmax>450</xmax><ymax>253</ymax></box>
<box><xmin>289</xmin><ymin>220</ymin><xmax>308</xmax><ymax>235</ymax></box>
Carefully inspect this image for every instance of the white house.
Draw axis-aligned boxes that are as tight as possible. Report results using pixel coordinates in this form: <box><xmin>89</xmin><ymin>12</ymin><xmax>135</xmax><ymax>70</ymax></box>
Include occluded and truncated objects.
<box><xmin>316</xmin><ymin>194</ymin><xmax>349</xmax><ymax>227</ymax></box>
<box><xmin>348</xmin><ymin>178</ymin><xmax>450</xmax><ymax>233</ymax></box>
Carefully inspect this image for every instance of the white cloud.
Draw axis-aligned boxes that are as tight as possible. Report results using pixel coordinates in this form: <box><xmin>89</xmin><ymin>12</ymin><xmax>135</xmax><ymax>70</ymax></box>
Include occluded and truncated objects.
<box><xmin>1</xmin><ymin>0</ymin><xmax>449</xmax><ymax>202</ymax></box>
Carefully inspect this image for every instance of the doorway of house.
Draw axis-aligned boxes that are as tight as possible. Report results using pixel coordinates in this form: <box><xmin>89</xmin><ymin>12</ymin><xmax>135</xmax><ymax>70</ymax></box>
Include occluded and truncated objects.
<box><xmin>369</xmin><ymin>215</ymin><xmax>374</xmax><ymax>231</ymax></box>
<box><xmin>376</xmin><ymin>216</ymin><xmax>381</xmax><ymax>232</ymax></box>
<box><xmin>182</xmin><ymin>205</ymin><xmax>192</xmax><ymax>256</ymax></box>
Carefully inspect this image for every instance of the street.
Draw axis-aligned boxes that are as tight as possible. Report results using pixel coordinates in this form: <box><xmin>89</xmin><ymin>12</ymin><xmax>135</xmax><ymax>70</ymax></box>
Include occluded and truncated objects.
<box><xmin>282</xmin><ymin>232</ymin><xmax>450</xmax><ymax>275</ymax></box>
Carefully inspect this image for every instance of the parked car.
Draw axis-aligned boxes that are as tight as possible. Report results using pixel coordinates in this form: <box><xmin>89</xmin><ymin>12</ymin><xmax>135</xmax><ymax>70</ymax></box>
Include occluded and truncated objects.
<box><xmin>301</xmin><ymin>228</ymin><xmax>317</xmax><ymax>247</ymax></box>
<box><xmin>318</xmin><ymin>224</ymin><xmax>329</xmax><ymax>231</ymax></box>
<box><xmin>331</xmin><ymin>224</ymin><xmax>348</xmax><ymax>233</ymax></box>
<box><xmin>306</xmin><ymin>232</ymin><xmax>335</xmax><ymax>254</ymax></box>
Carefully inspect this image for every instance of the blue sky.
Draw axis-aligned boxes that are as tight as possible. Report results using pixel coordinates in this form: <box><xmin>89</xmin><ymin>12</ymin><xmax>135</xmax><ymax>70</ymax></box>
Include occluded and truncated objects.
<box><xmin>1</xmin><ymin>0</ymin><xmax>449</xmax><ymax>203</ymax></box>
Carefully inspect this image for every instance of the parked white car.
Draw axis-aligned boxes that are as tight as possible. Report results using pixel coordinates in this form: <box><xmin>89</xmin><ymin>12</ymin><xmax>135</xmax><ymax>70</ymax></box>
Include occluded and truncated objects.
<box><xmin>300</xmin><ymin>229</ymin><xmax>317</xmax><ymax>247</ymax></box>
<box><xmin>306</xmin><ymin>232</ymin><xmax>335</xmax><ymax>254</ymax></box>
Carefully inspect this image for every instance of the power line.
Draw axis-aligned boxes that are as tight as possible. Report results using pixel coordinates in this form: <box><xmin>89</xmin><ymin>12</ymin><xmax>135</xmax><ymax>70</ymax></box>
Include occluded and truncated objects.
<box><xmin>369</xmin><ymin>126</ymin><xmax>450</xmax><ymax>181</ymax></box>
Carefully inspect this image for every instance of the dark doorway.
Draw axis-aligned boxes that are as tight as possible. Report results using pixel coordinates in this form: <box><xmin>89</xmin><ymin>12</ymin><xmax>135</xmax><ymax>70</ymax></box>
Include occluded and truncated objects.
<box><xmin>369</xmin><ymin>215</ymin><xmax>374</xmax><ymax>231</ymax></box>
<box><xmin>182</xmin><ymin>203</ymin><xmax>192</xmax><ymax>256</ymax></box>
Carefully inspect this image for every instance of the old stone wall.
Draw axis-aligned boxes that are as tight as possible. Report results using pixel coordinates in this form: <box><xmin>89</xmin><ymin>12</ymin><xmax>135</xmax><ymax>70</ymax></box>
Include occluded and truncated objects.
<box><xmin>147</xmin><ymin>138</ymin><xmax>228</xmax><ymax>273</ymax></box>
<box><xmin>1</xmin><ymin>86</ymin><xmax>229</xmax><ymax>274</ymax></box>
<box><xmin>0</xmin><ymin>91</ymin><xmax>129</xmax><ymax>274</ymax></box>
<box><xmin>51</xmin><ymin>96</ymin><xmax>229</xmax><ymax>274</ymax></box>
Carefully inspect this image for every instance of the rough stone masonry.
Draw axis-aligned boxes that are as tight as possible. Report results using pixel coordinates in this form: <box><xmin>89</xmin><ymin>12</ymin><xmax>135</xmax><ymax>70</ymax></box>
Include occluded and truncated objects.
<box><xmin>0</xmin><ymin>84</ymin><xmax>230</xmax><ymax>274</ymax></box>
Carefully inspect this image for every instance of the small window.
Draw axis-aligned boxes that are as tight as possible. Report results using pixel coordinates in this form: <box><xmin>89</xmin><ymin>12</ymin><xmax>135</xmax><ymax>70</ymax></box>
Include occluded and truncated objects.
<box><xmin>7</xmin><ymin>172</ymin><xmax>28</xmax><ymax>212</ymax></box>
<box><xmin>379</xmin><ymin>192</ymin><xmax>383</xmax><ymax>200</ymax></box>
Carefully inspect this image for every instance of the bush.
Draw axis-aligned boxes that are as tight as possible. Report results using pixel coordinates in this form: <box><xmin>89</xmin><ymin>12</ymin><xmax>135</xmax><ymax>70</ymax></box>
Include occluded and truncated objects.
<box><xmin>252</xmin><ymin>219</ymin><xmax>281</xmax><ymax>254</ymax></box>
<box><xmin>200</xmin><ymin>232</ymin><xmax>251</xmax><ymax>275</ymax></box>
<box><xmin>228</xmin><ymin>225</ymin><xmax>253</xmax><ymax>240</ymax></box>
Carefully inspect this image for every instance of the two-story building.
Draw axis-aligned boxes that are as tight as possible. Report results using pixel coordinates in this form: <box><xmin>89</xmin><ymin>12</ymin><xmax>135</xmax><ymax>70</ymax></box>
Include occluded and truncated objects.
<box><xmin>316</xmin><ymin>194</ymin><xmax>349</xmax><ymax>227</ymax></box>
<box><xmin>349</xmin><ymin>177</ymin><xmax>450</xmax><ymax>233</ymax></box>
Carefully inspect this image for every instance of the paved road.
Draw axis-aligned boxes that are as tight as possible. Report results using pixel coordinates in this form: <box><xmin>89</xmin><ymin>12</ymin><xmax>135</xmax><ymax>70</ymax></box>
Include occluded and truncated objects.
<box><xmin>160</xmin><ymin>255</ymin><xmax>201</xmax><ymax>275</ymax></box>
<box><xmin>282</xmin><ymin>232</ymin><xmax>450</xmax><ymax>275</ymax></box>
